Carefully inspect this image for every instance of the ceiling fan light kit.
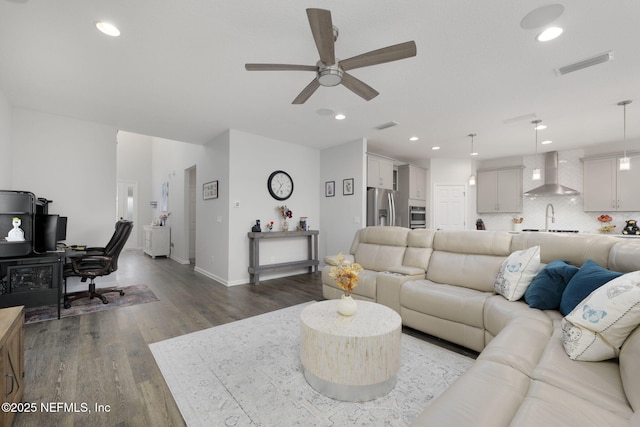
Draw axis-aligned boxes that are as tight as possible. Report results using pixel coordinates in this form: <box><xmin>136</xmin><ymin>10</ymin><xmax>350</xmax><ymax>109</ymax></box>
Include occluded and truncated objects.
<box><xmin>245</xmin><ymin>8</ymin><xmax>417</xmax><ymax>104</ymax></box>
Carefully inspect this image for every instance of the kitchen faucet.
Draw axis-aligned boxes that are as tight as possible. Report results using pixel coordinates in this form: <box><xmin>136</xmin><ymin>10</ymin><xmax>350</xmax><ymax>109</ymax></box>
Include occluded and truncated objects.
<box><xmin>545</xmin><ymin>203</ymin><xmax>555</xmax><ymax>231</ymax></box>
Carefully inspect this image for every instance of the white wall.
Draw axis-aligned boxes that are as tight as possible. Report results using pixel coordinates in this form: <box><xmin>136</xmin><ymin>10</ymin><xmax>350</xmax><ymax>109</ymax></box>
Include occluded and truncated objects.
<box><xmin>194</xmin><ymin>131</ymin><xmax>230</xmax><ymax>283</ymax></box>
<box><xmin>227</xmin><ymin>129</ymin><xmax>320</xmax><ymax>285</ymax></box>
<box><xmin>319</xmin><ymin>139</ymin><xmax>367</xmax><ymax>260</ymax></box>
<box><xmin>149</xmin><ymin>136</ymin><xmax>205</xmax><ymax>264</ymax></box>
<box><xmin>116</xmin><ymin>131</ymin><xmax>154</xmax><ymax>248</ymax></box>
<box><xmin>11</xmin><ymin>108</ymin><xmax>117</xmax><ymax>244</ymax></box>
<box><xmin>0</xmin><ymin>91</ymin><xmax>12</xmax><ymax>188</ymax></box>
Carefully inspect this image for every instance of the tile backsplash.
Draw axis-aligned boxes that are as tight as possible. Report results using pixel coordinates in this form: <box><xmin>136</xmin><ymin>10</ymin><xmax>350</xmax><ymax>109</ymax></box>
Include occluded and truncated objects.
<box><xmin>477</xmin><ymin>149</ymin><xmax>640</xmax><ymax>234</ymax></box>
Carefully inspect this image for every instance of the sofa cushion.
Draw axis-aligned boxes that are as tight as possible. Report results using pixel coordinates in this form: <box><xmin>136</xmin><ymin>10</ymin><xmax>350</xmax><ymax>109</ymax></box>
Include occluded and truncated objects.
<box><xmin>483</xmin><ymin>295</ymin><xmax>551</xmax><ymax>342</ymax></box>
<box><xmin>559</xmin><ymin>259</ymin><xmax>622</xmax><ymax>316</ymax></box>
<box><xmin>494</xmin><ymin>246</ymin><xmax>540</xmax><ymax>301</ymax></box>
<box><xmin>426</xmin><ymin>251</ymin><xmax>506</xmax><ymax>292</ymax></box>
<box><xmin>562</xmin><ymin>270</ymin><xmax>640</xmax><ymax>361</ymax></box>
<box><xmin>402</xmin><ymin>280</ymin><xmax>491</xmax><ymax>329</ymax></box>
<box><xmin>525</xmin><ymin>260</ymin><xmax>579</xmax><ymax>310</ymax></box>
<box><xmin>534</xmin><ymin>317</ymin><xmax>631</xmax><ymax>415</ymax></box>
<box><xmin>620</xmin><ymin>325</ymin><xmax>640</xmax><ymax>412</ymax></box>
<box><xmin>354</xmin><ymin>243</ymin><xmax>406</xmax><ymax>272</ymax></box>
<box><xmin>509</xmin><ymin>380</ymin><xmax>631</xmax><ymax>427</ymax></box>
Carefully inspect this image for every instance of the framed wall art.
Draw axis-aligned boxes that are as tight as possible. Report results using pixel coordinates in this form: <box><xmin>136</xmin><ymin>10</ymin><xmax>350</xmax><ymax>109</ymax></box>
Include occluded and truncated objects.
<box><xmin>203</xmin><ymin>180</ymin><xmax>218</xmax><ymax>200</ymax></box>
<box><xmin>343</xmin><ymin>178</ymin><xmax>354</xmax><ymax>196</ymax></box>
<box><xmin>325</xmin><ymin>181</ymin><xmax>335</xmax><ymax>197</ymax></box>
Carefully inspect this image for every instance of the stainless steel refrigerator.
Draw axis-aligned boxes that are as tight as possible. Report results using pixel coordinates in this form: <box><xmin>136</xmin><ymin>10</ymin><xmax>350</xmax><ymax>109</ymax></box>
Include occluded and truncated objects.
<box><xmin>367</xmin><ymin>187</ymin><xmax>397</xmax><ymax>226</ymax></box>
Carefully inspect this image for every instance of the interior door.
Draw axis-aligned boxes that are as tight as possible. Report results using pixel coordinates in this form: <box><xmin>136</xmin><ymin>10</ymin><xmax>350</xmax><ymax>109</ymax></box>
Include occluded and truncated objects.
<box><xmin>117</xmin><ymin>180</ymin><xmax>138</xmax><ymax>249</ymax></box>
<box><xmin>433</xmin><ymin>184</ymin><xmax>466</xmax><ymax>230</ymax></box>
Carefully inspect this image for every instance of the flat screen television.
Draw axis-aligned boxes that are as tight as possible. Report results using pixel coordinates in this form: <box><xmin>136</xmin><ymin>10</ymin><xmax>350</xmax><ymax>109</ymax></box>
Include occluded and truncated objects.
<box><xmin>34</xmin><ymin>214</ymin><xmax>66</xmax><ymax>253</ymax></box>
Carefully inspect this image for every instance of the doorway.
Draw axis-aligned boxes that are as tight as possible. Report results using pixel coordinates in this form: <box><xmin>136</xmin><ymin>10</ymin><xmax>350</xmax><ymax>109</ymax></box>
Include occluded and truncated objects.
<box><xmin>185</xmin><ymin>166</ymin><xmax>197</xmax><ymax>264</ymax></box>
<box><xmin>433</xmin><ymin>184</ymin><xmax>466</xmax><ymax>230</ymax></box>
<box><xmin>117</xmin><ymin>180</ymin><xmax>138</xmax><ymax>249</ymax></box>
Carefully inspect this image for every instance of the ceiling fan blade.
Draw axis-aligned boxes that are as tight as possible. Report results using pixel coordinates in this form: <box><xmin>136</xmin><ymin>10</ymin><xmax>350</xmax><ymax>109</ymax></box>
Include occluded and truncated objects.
<box><xmin>340</xmin><ymin>41</ymin><xmax>417</xmax><ymax>71</ymax></box>
<box><xmin>245</xmin><ymin>64</ymin><xmax>317</xmax><ymax>72</ymax></box>
<box><xmin>292</xmin><ymin>79</ymin><xmax>321</xmax><ymax>104</ymax></box>
<box><xmin>306</xmin><ymin>8</ymin><xmax>336</xmax><ymax>65</ymax></box>
<box><xmin>341</xmin><ymin>72</ymin><xmax>379</xmax><ymax>101</ymax></box>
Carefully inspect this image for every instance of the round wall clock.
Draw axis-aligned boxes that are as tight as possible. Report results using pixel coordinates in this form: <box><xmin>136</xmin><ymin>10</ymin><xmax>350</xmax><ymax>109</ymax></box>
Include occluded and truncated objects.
<box><xmin>267</xmin><ymin>170</ymin><xmax>294</xmax><ymax>200</ymax></box>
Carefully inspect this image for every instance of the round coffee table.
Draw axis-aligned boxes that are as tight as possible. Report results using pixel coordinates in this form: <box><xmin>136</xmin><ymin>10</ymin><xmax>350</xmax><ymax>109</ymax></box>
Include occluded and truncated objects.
<box><xmin>299</xmin><ymin>299</ymin><xmax>402</xmax><ymax>402</ymax></box>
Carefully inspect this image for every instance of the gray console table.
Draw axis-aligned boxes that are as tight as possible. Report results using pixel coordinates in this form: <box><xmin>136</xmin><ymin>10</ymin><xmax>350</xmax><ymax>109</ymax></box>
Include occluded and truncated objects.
<box><xmin>247</xmin><ymin>230</ymin><xmax>319</xmax><ymax>284</ymax></box>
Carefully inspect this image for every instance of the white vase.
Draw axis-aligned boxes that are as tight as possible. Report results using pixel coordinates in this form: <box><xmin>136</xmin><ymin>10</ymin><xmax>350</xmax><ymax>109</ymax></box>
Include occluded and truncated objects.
<box><xmin>337</xmin><ymin>294</ymin><xmax>357</xmax><ymax>316</ymax></box>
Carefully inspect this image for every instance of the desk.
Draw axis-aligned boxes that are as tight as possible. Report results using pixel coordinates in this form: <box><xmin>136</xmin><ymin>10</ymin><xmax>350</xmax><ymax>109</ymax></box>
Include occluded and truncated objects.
<box><xmin>247</xmin><ymin>230</ymin><xmax>319</xmax><ymax>284</ymax></box>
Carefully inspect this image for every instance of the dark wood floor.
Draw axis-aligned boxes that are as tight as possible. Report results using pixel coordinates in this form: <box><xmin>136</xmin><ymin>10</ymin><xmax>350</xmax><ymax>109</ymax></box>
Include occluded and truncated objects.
<box><xmin>15</xmin><ymin>250</ymin><xmax>475</xmax><ymax>426</ymax></box>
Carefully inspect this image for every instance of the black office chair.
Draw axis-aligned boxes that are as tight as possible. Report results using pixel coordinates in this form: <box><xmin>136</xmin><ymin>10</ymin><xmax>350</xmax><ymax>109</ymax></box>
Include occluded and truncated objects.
<box><xmin>63</xmin><ymin>220</ymin><xmax>133</xmax><ymax>308</ymax></box>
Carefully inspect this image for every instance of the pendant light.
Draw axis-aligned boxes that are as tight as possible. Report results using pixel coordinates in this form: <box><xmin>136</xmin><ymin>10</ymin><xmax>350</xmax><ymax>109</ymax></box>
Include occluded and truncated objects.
<box><xmin>468</xmin><ymin>133</ymin><xmax>477</xmax><ymax>186</ymax></box>
<box><xmin>618</xmin><ymin>100</ymin><xmax>632</xmax><ymax>171</ymax></box>
<box><xmin>531</xmin><ymin>120</ymin><xmax>542</xmax><ymax>180</ymax></box>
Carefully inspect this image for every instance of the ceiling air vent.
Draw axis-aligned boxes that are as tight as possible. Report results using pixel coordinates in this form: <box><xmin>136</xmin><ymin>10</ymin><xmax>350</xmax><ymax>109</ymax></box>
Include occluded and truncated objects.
<box><xmin>375</xmin><ymin>121</ymin><xmax>399</xmax><ymax>130</ymax></box>
<box><xmin>555</xmin><ymin>51</ymin><xmax>613</xmax><ymax>76</ymax></box>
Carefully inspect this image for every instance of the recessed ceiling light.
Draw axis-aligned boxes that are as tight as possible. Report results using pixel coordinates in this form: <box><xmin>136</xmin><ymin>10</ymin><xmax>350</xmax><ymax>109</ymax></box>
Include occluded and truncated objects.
<box><xmin>334</xmin><ymin>113</ymin><xmax>346</xmax><ymax>120</ymax></box>
<box><xmin>535</xmin><ymin>124</ymin><xmax>547</xmax><ymax>130</ymax></box>
<box><xmin>409</xmin><ymin>136</ymin><xmax>419</xmax><ymax>142</ymax></box>
<box><xmin>96</xmin><ymin>21</ymin><xmax>120</xmax><ymax>37</ymax></box>
<box><xmin>541</xmin><ymin>140</ymin><xmax>553</xmax><ymax>145</ymax></box>
<box><xmin>470</xmin><ymin>152</ymin><xmax>479</xmax><ymax>156</ymax></box>
<box><xmin>316</xmin><ymin>108</ymin><xmax>334</xmax><ymax>116</ymax></box>
<box><xmin>432</xmin><ymin>146</ymin><xmax>440</xmax><ymax>150</ymax></box>
<box><xmin>521</xmin><ymin>4</ymin><xmax>565</xmax><ymax>30</ymax></box>
<box><xmin>537</xmin><ymin>26</ymin><xmax>563</xmax><ymax>42</ymax></box>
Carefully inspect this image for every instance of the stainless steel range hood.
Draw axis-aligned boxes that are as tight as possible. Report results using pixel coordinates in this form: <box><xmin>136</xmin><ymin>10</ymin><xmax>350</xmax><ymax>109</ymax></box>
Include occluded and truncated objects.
<box><xmin>523</xmin><ymin>151</ymin><xmax>580</xmax><ymax>196</ymax></box>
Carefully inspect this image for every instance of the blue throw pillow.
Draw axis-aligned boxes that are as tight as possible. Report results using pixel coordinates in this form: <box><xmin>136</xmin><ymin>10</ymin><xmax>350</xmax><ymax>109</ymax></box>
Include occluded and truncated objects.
<box><xmin>525</xmin><ymin>260</ymin><xmax>579</xmax><ymax>310</ymax></box>
<box><xmin>559</xmin><ymin>259</ymin><xmax>623</xmax><ymax>316</ymax></box>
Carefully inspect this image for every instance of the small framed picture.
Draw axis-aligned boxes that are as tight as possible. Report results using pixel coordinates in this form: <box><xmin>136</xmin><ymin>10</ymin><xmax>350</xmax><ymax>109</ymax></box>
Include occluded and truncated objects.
<box><xmin>203</xmin><ymin>180</ymin><xmax>218</xmax><ymax>200</ymax></box>
<box><xmin>325</xmin><ymin>181</ymin><xmax>335</xmax><ymax>197</ymax></box>
<box><xmin>343</xmin><ymin>178</ymin><xmax>354</xmax><ymax>196</ymax></box>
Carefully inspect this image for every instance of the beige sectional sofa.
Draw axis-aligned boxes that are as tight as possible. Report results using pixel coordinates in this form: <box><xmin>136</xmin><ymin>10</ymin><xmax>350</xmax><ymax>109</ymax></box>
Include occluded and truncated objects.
<box><xmin>322</xmin><ymin>226</ymin><xmax>640</xmax><ymax>426</ymax></box>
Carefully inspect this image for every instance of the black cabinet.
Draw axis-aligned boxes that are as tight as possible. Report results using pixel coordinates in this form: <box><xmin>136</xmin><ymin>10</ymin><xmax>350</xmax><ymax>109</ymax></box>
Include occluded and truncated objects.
<box><xmin>0</xmin><ymin>253</ymin><xmax>62</xmax><ymax>314</ymax></box>
<box><xmin>0</xmin><ymin>190</ymin><xmax>34</xmax><ymax>258</ymax></box>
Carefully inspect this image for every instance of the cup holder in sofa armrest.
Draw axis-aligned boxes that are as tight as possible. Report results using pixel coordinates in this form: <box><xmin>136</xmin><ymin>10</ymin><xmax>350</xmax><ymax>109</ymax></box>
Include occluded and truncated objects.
<box><xmin>324</xmin><ymin>254</ymin><xmax>355</xmax><ymax>266</ymax></box>
<box><xmin>386</xmin><ymin>265</ymin><xmax>426</xmax><ymax>276</ymax></box>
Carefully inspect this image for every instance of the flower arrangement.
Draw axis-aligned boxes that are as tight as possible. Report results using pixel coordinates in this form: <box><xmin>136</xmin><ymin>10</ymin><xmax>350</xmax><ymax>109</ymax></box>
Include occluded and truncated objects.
<box><xmin>512</xmin><ymin>217</ymin><xmax>524</xmax><ymax>224</ymax></box>
<box><xmin>329</xmin><ymin>253</ymin><xmax>363</xmax><ymax>296</ymax></box>
<box><xmin>278</xmin><ymin>205</ymin><xmax>293</xmax><ymax>219</ymax></box>
<box><xmin>159</xmin><ymin>212</ymin><xmax>171</xmax><ymax>226</ymax></box>
<box><xmin>266</xmin><ymin>221</ymin><xmax>274</xmax><ymax>231</ymax></box>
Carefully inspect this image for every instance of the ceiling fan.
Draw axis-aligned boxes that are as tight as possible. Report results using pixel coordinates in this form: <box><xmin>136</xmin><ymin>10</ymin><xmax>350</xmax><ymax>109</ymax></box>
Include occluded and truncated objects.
<box><xmin>245</xmin><ymin>8</ymin><xmax>417</xmax><ymax>104</ymax></box>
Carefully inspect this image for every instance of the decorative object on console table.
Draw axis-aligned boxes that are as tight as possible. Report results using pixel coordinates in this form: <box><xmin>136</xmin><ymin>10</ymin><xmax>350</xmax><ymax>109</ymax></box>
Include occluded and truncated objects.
<box><xmin>329</xmin><ymin>253</ymin><xmax>362</xmax><ymax>316</ymax></box>
<box><xmin>251</xmin><ymin>220</ymin><xmax>261</xmax><ymax>232</ymax></box>
<box><xmin>597</xmin><ymin>214</ymin><xmax>615</xmax><ymax>233</ymax></box>
<box><xmin>277</xmin><ymin>205</ymin><xmax>293</xmax><ymax>231</ymax></box>
<box><xmin>203</xmin><ymin>180</ymin><xmax>218</xmax><ymax>200</ymax></box>
<box><xmin>512</xmin><ymin>217</ymin><xmax>524</xmax><ymax>232</ymax></box>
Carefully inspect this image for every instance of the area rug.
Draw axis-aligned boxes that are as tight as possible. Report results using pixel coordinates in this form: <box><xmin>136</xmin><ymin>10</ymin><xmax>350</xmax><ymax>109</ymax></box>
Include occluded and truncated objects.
<box><xmin>24</xmin><ymin>284</ymin><xmax>159</xmax><ymax>324</ymax></box>
<box><xmin>150</xmin><ymin>302</ymin><xmax>474</xmax><ymax>426</ymax></box>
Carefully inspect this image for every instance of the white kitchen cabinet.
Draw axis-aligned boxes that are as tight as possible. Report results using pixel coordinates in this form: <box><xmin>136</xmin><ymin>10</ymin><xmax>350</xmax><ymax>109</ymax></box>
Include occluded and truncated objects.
<box><xmin>398</xmin><ymin>164</ymin><xmax>427</xmax><ymax>200</ymax></box>
<box><xmin>583</xmin><ymin>155</ymin><xmax>640</xmax><ymax>211</ymax></box>
<box><xmin>143</xmin><ymin>225</ymin><xmax>171</xmax><ymax>258</ymax></box>
<box><xmin>477</xmin><ymin>168</ymin><xmax>523</xmax><ymax>213</ymax></box>
<box><xmin>367</xmin><ymin>155</ymin><xmax>394</xmax><ymax>190</ymax></box>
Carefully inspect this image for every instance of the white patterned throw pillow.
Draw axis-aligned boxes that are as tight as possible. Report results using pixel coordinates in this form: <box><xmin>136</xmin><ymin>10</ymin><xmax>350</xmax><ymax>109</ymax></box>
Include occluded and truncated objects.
<box><xmin>562</xmin><ymin>271</ymin><xmax>640</xmax><ymax>361</ymax></box>
<box><xmin>494</xmin><ymin>246</ymin><xmax>540</xmax><ymax>301</ymax></box>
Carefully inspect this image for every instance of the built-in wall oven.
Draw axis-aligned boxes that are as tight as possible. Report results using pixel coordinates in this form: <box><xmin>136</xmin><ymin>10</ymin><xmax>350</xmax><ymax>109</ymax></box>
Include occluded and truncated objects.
<box><xmin>409</xmin><ymin>206</ymin><xmax>426</xmax><ymax>229</ymax></box>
